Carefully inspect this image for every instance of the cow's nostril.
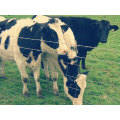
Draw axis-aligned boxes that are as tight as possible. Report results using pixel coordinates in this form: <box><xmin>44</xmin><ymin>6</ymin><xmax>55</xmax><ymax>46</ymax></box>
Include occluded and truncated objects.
<box><xmin>63</xmin><ymin>50</ymin><xmax>68</xmax><ymax>54</ymax></box>
<box><xmin>66</xmin><ymin>51</ymin><xmax>68</xmax><ymax>55</ymax></box>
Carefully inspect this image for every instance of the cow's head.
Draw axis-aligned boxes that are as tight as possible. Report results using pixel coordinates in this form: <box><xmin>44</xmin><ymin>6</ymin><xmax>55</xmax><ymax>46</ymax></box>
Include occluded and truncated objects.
<box><xmin>61</xmin><ymin>25</ymin><xmax>78</xmax><ymax>60</ymax></box>
<box><xmin>55</xmin><ymin>18</ymin><xmax>78</xmax><ymax>60</ymax></box>
<box><xmin>97</xmin><ymin>20</ymin><xmax>119</xmax><ymax>43</ymax></box>
<box><xmin>58</xmin><ymin>55</ymin><xmax>87</xmax><ymax>105</ymax></box>
<box><xmin>32</xmin><ymin>15</ymin><xmax>69</xmax><ymax>55</ymax></box>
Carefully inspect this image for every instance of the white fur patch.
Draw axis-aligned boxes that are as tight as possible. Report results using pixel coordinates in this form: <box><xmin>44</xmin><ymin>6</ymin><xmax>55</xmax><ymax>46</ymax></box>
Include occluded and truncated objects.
<box><xmin>0</xmin><ymin>16</ymin><xmax>6</xmax><ymax>22</ymax></box>
<box><xmin>32</xmin><ymin>15</ymin><xmax>51</xmax><ymax>23</ymax></box>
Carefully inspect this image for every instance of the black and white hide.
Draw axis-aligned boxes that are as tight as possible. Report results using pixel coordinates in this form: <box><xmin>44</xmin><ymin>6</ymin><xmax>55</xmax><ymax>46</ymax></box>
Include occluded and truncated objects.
<box><xmin>0</xmin><ymin>15</ymin><xmax>72</xmax><ymax>98</ymax></box>
<box><xmin>32</xmin><ymin>15</ymin><xmax>87</xmax><ymax>105</ymax></box>
<box><xmin>42</xmin><ymin>52</ymin><xmax>87</xmax><ymax>105</ymax></box>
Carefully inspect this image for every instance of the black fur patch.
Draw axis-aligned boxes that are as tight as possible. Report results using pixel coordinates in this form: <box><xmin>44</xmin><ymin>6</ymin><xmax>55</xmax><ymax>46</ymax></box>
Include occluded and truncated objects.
<box><xmin>58</xmin><ymin>55</ymin><xmax>80</xmax><ymax>98</ymax></box>
<box><xmin>23</xmin><ymin>78</ymin><xmax>28</xmax><ymax>83</ymax></box>
<box><xmin>42</xmin><ymin>26</ymin><xmax>59</xmax><ymax>49</ymax></box>
<box><xmin>18</xmin><ymin>18</ymin><xmax>60</xmax><ymax>60</ymax></box>
<box><xmin>4</xmin><ymin>36</ymin><xmax>10</xmax><ymax>50</ymax></box>
<box><xmin>0</xmin><ymin>19</ymin><xmax>16</xmax><ymax>34</ymax></box>
<box><xmin>32</xmin><ymin>15</ymin><xmax>37</xmax><ymax>19</ymax></box>
<box><xmin>0</xmin><ymin>37</ymin><xmax>1</xmax><ymax>45</ymax></box>
<box><xmin>26</xmin><ymin>56</ymin><xmax>32</xmax><ymax>64</ymax></box>
<box><xmin>61</xmin><ymin>25</ymin><xmax>68</xmax><ymax>33</ymax></box>
<box><xmin>18</xmin><ymin>23</ymin><xmax>42</xmax><ymax>61</ymax></box>
<box><xmin>47</xmin><ymin>18</ymin><xmax>57</xmax><ymax>24</ymax></box>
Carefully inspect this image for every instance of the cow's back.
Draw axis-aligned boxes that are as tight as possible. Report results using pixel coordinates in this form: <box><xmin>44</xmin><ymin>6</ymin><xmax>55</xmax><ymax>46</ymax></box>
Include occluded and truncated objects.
<box><xmin>0</xmin><ymin>18</ymin><xmax>35</xmax><ymax>61</ymax></box>
<box><xmin>58</xmin><ymin>17</ymin><xmax>100</xmax><ymax>49</ymax></box>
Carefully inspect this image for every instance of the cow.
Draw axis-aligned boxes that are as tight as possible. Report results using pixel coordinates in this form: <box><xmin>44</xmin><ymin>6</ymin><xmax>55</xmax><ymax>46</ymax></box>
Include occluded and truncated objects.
<box><xmin>32</xmin><ymin>15</ymin><xmax>87</xmax><ymax>105</ymax></box>
<box><xmin>57</xmin><ymin>17</ymin><xmax>119</xmax><ymax>69</ymax></box>
<box><xmin>42</xmin><ymin>52</ymin><xmax>87</xmax><ymax>105</ymax></box>
<box><xmin>0</xmin><ymin>15</ymin><xmax>87</xmax><ymax>105</ymax></box>
<box><xmin>0</xmin><ymin>15</ymin><xmax>73</xmax><ymax>98</ymax></box>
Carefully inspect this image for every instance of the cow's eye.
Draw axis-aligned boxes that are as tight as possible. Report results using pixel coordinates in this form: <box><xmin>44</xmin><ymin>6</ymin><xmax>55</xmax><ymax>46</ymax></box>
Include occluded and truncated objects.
<box><xmin>70</xmin><ymin>46</ymin><xmax>75</xmax><ymax>50</ymax></box>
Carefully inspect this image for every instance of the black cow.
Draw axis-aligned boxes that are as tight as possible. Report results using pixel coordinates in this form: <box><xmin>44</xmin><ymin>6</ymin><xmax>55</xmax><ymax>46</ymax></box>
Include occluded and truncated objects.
<box><xmin>58</xmin><ymin>17</ymin><xmax>119</xmax><ymax>69</ymax></box>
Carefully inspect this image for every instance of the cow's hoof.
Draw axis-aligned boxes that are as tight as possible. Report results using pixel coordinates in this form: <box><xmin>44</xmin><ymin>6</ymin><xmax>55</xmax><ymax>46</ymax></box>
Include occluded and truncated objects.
<box><xmin>0</xmin><ymin>75</ymin><xmax>7</xmax><ymax>79</ymax></box>
<box><xmin>23</xmin><ymin>92</ymin><xmax>30</xmax><ymax>97</ymax></box>
<box><xmin>37</xmin><ymin>94</ymin><xmax>45</xmax><ymax>98</ymax></box>
<box><xmin>37</xmin><ymin>91</ymin><xmax>44</xmax><ymax>98</ymax></box>
<box><xmin>82</xmin><ymin>66</ymin><xmax>88</xmax><ymax>70</ymax></box>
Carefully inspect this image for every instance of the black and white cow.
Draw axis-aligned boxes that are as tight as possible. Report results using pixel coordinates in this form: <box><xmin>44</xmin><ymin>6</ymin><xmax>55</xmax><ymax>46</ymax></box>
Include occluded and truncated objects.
<box><xmin>57</xmin><ymin>17</ymin><xmax>119</xmax><ymax>69</ymax></box>
<box><xmin>0</xmin><ymin>15</ymin><xmax>87</xmax><ymax>105</ymax></box>
<box><xmin>31</xmin><ymin>15</ymin><xmax>87</xmax><ymax>105</ymax></box>
<box><xmin>42</xmin><ymin>52</ymin><xmax>86</xmax><ymax>105</ymax></box>
<box><xmin>0</xmin><ymin>15</ymin><xmax>73</xmax><ymax>97</ymax></box>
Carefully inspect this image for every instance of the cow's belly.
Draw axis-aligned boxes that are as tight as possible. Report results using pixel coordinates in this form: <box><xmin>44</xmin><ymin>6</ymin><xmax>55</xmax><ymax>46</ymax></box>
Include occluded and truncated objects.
<box><xmin>0</xmin><ymin>47</ymin><xmax>14</xmax><ymax>61</ymax></box>
<box><xmin>42</xmin><ymin>52</ymin><xmax>62</xmax><ymax>73</ymax></box>
<box><xmin>26</xmin><ymin>54</ymin><xmax>41</xmax><ymax>70</ymax></box>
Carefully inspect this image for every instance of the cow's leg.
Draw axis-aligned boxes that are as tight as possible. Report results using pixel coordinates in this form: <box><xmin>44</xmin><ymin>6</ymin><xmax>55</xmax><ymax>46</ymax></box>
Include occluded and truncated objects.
<box><xmin>43</xmin><ymin>61</ymin><xmax>50</xmax><ymax>79</ymax></box>
<box><xmin>33</xmin><ymin>65</ymin><xmax>42</xmax><ymax>98</ymax></box>
<box><xmin>48</xmin><ymin>61</ymin><xmax>59</xmax><ymax>95</ymax></box>
<box><xmin>0</xmin><ymin>60</ymin><xmax>6</xmax><ymax>79</ymax></box>
<box><xmin>81</xmin><ymin>52</ymin><xmax>87</xmax><ymax>70</ymax></box>
<box><xmin>16</xmin><ymin>60</ymin><xmax>29</xmax><ymax>97</ymax></box>
<box><xmin>1</xmin><ymin>60</ymin><xmax>5</xmax><ymax>77</ymax></box>
<box><xmin>52</xmin><ymin>71</ymin><xmax>59</xmax><ymax>95</ymax></box>
<box><xmin>81</xmin><ymin>58</ymin><xmax>86</xmax><ymax>69</ymax></box>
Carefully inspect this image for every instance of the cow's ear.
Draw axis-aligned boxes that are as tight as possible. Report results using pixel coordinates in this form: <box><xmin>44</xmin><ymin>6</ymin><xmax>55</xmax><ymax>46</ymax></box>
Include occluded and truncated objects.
<box><xmin>32</xmin><ymin>15</ymin><xmax>37</xmax><ymax>19</ymax></box>
<box><xmin>110</xmin><ymin>25</ymin><xmax>119</xmax><ymax>31</ymax></box>
<box><xmin>61</xmin><ymin>25</ymin><xmax>69</xmax><ymax>33</ymax></box>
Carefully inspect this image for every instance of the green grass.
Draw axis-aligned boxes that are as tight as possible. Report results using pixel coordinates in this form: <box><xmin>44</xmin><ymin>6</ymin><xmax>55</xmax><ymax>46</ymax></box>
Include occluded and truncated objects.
<box><xmin>0</xmin><ymin>15</ymin><xmax>120</xmax><ymax>105</ymax></box>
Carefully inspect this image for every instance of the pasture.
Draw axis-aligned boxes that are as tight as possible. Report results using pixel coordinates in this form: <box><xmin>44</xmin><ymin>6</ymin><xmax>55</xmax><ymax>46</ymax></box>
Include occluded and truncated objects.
<box><xmin>0</xmin><ymin>15</ymin><xmax>120</xmax><ymax>105</ymax></box>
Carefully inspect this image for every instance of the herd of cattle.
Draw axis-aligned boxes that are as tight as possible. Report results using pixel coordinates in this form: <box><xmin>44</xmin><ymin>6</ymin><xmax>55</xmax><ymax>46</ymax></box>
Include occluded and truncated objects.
<box><xmin>0</xmin><ymin>15</ymin><xmax>119</xmax><ymax>105</ymax></box>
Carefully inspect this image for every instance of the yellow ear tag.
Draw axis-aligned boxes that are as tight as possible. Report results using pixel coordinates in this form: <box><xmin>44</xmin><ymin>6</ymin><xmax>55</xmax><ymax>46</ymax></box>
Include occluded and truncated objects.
<box><xmin>111</xmin><ymin>29</ymin><xmax>115</xmax><ymax>32</ymax></box>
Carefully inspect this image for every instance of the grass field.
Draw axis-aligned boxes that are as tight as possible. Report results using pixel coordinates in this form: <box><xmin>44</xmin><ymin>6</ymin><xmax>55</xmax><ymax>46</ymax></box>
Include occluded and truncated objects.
<box><xmin>0</xmin><ymin>15</ymin><xmax>120</xmax><ymax>105</ymax></box>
